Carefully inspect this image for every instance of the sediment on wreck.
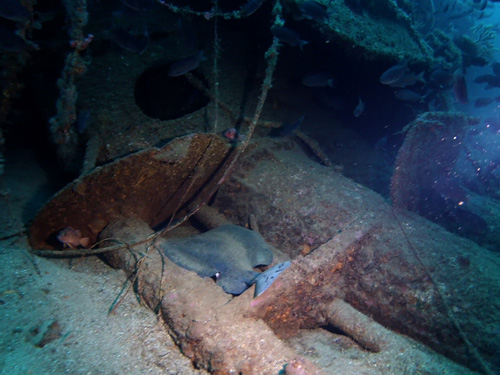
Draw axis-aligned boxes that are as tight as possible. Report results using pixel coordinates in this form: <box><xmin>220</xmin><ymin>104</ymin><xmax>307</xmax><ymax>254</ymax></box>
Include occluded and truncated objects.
<box><xmin>98</xmin><ymin>217</ymin><xmax>321</xmax><ymax>375</ymax></box>
<box><xmin>212</xmin><ymin>137</ymin><xmax>500</xmax><ymax>375</ymax></box>
<box><xmin>92</xmin><ymin>214</ymin><xmax>476</xmax><ymax>375</ymax></box>
<box><xmin>391</xmin><ymin>111</ymin><xmax>499</xmax><ymax>251</ymax></box>
<box><xmin>29</xmin><ymin>133</ymin><xmax>493</xmax><ymax>374</ymax></box>
<box><xmin>298</xmin><ymin>0</ymin><xmax>433</xmax><ymax>64</ymax></box>
<box><xmin>25</xmin><ymin>1</ymin><xmax>495</xmax><ymax>373</ymax></box>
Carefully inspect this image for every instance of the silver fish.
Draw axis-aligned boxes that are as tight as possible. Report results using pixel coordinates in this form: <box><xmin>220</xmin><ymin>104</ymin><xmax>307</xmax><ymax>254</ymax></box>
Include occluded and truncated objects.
<box><xmin>0</xmin><ymin>24</ymin><xmax>27</xmax><ymax>51</ymax></box>
<box><xmin>168</xmin><ymin>50</ymin><xmax>206</xmax><ymax>77</ymax></box>
<box><xmin>492</xmin><ymin>62</ymin><xmax>500</xmax><ymax>78</ymax></box>
<box><xmin>379</xmin><ymin>63</ymin><xmax>407</xmax><ymax>85</ymax></box>
<box><xmin>271</xmin><ymin>26</ymin><xmax>309</xmax><ymax>50</ymax></box>
<box><xmin>394</xmin><ymin>89</ymin><xmax>423</xmax><ymax>102</ymax></box>
<box><xmin>389</xmin><ymin>71</ymin><xmax>425</xmax><ymax>88</ymax></box>
<box><xmin>0</xmin><ymin>0</ymin><xmax>29</xmax><ymax>22</ymax></box>
<box><xmin>299</xmin><ymin>1</ymin><xmax>329</xmax><ymax>21</ymax></box>
<box><xmin>302</xmin><ymin>72</ymin><xmax>334</xmax><ymax>87</ymax></box>
<box><xmin>121</xmin><ymin>0</ymin><xmax>155</xmax><ymax>11</ymax></box>
<box><xmin>110</xmin><ymin>27</ymin><xmax>149</xmax><ymax>54</ymax></box>
<box><xmin>353</xmin><ymin>97</ymin><xmax>365</xmax><ymax>117</ymax></box>
<box><xmin>241</xmin><ymin>0</ymin><xmax>265</xmax><ymax>16</ymax></box>
<box><xmin>474</xmin><ymin>97</ymin><xmax>494</xmax><ymax>107</ymax></box>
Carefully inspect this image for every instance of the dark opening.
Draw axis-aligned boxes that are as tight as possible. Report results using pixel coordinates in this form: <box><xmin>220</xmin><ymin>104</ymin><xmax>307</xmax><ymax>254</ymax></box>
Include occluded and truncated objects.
<box><xmin>134</xmin><ymin>64</ymin><xmax>209</xmax><ymax>121</ymax></box>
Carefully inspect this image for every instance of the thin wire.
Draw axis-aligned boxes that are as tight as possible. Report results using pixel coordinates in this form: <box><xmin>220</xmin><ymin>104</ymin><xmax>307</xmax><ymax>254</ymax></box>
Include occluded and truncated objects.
<box><xmin>213</xmin><ymin>0</ymin><xmax>220</xmax><ymax>134</ymax></box>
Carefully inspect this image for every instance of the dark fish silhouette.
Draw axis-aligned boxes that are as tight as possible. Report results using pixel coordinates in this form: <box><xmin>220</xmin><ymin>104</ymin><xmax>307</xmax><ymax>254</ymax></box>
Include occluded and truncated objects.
<box><xmin>110</xmin><ymin>27</ymin><xmax>149</xmax><ymax>54</ymax></box>
<box><xmin>302</xmin><ymin>72</ymin><xmax>334</xmax><ymax>87</ymax></box>
<box><xmin>429</xmin><ymin>68</ymin><xmax>454</xmax><ymax>88</ymax></box>
<box><xmin>240</xmin><ymin>0</ymin><xmax>265</xmax><ymax>16</ymax></box>
<box><xmin>271</xmin><ymin>26</ymin><xmax>309</xmax><ymax>49</ymax></box>
<box><xmin>379</xmin><ymin>63</ymin><xmax>407</xmax><ymax>85</ymax></box>
<box><xmin>344</xmin><ymin>0</ymin><xmax>363</xmax><ymax>13</ymax></box>
<box><xmin>121</xmin><ymin>0</ymin><xmax>155</xmax><ymax>11</ymax></box>
<box><xmin>473</xmin><ymin>74</ymin><xmax>499</xmax><ymax>85</ymax></box>
<box><xmin>353</xmin><ymin>97</ymin><xmax>365</xmax><ymax>117</ymax></box>
<box><xmin>474</xmin><ymin>97</ymin><xmax>494</xmax><ymax>107</ymax></box>
<box><xmin>299</xmin><ymin>1</ymin><xmax>329</xmax><ymax>21</ymax></box>
<box><xmin>394</xmin><ymin>89</ymin><xmax>423</xmax><ymax>102</ymax></box>
<box><xmin>276</xmin><ymin>115</ymin><xmax>305</xmax><ymax>136</ymax></box>
<box><xmin>0</xmin><ymin>24</ymin><xmax>27</xmax><ymax>51</ymax></box>
<box><xmin>389</xmin><ymin>71</ymin><xmax>425</xmax><ymax>88</ymax></box>
<box><xmin>453</xmin><ymin>73</ymin><xmax>468</xmax><ymax>104</ymax></box>
<box><xmin>0</xmin><ymin>0</ymin><xmax>29</xmax><ymax>22</ymax></box>
<box><xmin>168</xmin><ymin>50</ymin><xmax>206</xmax><ymax>77</ymax></box>
<box><xmin>492</xmin><ymin>62</ymin><xmax>500</xmax><ymax>77</ymax></box>
<box><xmin>76</xmin><ymin>110</ymin><xmax>92</xmax><ymax>134</ymax></box>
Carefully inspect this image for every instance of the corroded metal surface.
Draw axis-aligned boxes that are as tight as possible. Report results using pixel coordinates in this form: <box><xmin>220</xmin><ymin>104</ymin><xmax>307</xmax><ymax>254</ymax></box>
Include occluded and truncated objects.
<box><xmin>29</xmin><ymin>134</ymin><xmax>231</xmax><ymax>250</ymax></box>
<box><xmin>213</xmin><ymin>137</ymin><xmax>500</xmax><ymax>374</ymax></box>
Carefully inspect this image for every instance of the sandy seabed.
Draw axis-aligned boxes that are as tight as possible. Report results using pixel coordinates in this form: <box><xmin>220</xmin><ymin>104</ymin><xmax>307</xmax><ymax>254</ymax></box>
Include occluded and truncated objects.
<box><xmin>0</xmin><ymin>148</ymin><xmax>207</xmax><ymax>375</ymax></box>
<box><xmin>1</xmin><ymin>146</ymin><xmax>488</xmax><ymax>375</ymax></box>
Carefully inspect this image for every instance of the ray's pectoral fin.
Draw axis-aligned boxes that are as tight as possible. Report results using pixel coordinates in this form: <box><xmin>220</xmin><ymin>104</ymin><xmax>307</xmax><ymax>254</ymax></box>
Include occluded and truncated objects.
<box><xmin>157</xmin><ymin>225</ymin><xmax>289</xmax><ymax>297</ymax></box>
<box><xmin>218</xmin><ymin>270</ymin><xmax>258</xmax><ymax>296</ymax></box>
<box><xmin>252</xmin><ymin>261</ymin><xmax>291</xmax><ymax>297</ymax></box>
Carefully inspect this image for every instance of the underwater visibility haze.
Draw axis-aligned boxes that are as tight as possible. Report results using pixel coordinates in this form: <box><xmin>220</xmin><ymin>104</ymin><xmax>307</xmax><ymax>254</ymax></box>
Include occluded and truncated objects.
<box><xmin>1</xmin><ymin>0</ymin><xmax>500</xmax><ymax>374</ymax></box>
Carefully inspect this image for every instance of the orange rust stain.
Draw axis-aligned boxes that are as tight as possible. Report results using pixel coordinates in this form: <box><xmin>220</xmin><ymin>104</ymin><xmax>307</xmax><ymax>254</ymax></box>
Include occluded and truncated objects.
<box><xmin>331</xmin><ymin>261</ymin><xmax>344</xmax><ymax>273</ymax></box>
<box><xmin>301</xmin><ymin>243</ymin><xmax>311</xmax><ymax>256</ymax></box>
<box><xmin>380</xmin><ymin>255</ymin><xmax>390</xmax><ymax>263</ymax></box>
<box><xmin>265</xmin><ymin>305</ymin><xmax>275</xmax><ymax>313</ymax></box>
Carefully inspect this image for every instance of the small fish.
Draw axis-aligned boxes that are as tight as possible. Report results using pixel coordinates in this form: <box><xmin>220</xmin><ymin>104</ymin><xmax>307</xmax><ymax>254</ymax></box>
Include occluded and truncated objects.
<box><xmin>57</xmin><ymin>227</ymin><xmax>90</xmax><ymax>249</ymax></box>
<box><xmin>302</xmin><ymin>72</ymin><xmax>334</xmax><ymax>87</ymax></box>
<box><xmin>389</xmin><ymin>71</ymin><xmax>425</xmax><ymax>88</ymax></box>
<box><xmin>433</xmin><ymin>176</ymin><xmax>468</xmax><ymax>205</ymax></box>
<box><xmin>223</xmin><ymin>128</ymin><xmax>245</xmax><ymax>142</ymax></box>
<box><xmin>432</xmin><ymin>41</ymin><xmax>451</xmax><ymax>58</ymax></box>
<box><xmin>240</xmin><ymin>0</ymin><xmax>265</xmax><ymax>16</ymax></box>
<box><xmin>168</xmin><ymin>50</ymin><xmax>206</xmax><ymax>77</ymax></box>
<box><xmin>448</xmin><ymin>8</ymin><xmax>474</xmax><ymax>19</ymax></box>
<box><xmin>474</xmin><ymin>97</ymin><xmax>495</xmax><ymax>107</ymax></box>
<box><xmin>353</xmin><ymin>97</ymin><xmax>365</xmax><ymax>117</ymax></box>
<box><xmin>475</xmin><ymin>74</ymin><xmax>500</xmax><ymax>88</ymax></box>
<box><xmin>453</xmin><ymin>72</ymin><xmax>468</xmax><ymax>104</ymax></box>
<box><xmin>429</xmin><ymin>68</ymin><xmax>455</xmax><ymax>88</ymax></box>
<box><xmin>314</xmin><ymin>90</ymin><xmax>345</xmax><ymax>110</ymax></box>
<box><xmin>76</xmin><ymin>110</ymin><xmax>92</xmax><ymax>134</ymax></box>
<box><xmin>276</xmin><ymin>115</ymin><xmax>305</xmax><ymax>136</ymax></box>
<box><xmin>299</xmin><ymin>1</ymin><xmax>330</xmax><ymax>21</ymax></box>
<box><xmin>477</xmin><ymin>11</ymin><xmax>493</xmax><ymax>20</ymax></box>
<box><xmin>0</xmin><ymin>0</ymin><xmax>29</xmax><ymax>22</ymax></box>
<box><xmin>174</xmin><ymin>18</ymin><xmax>199</xmax><ymax>51</ymax></box>
<box><xmin>394</xmin><ymin>89</ymin><xmax>424</xmax><ymax>102</ymax></box>
<box><xmin>110</xmin><ymin>27</ymin><xmax>149</xmax><ymax>54</ymax></box>
<box><xmin>0</xmin><ymin>24</ymin><xmax>27</xmax><ymax>51</ymax></box>
<box><xmin>492</xmin><ymin>62</ymin><xmax>500</xmax><ymax>78</ymax></box>
<box><xmin>271</xmin><ymin>26</ymin><xmax>309</xmax><ymax>50</ymax></box>
<box><xmin>374</xmin><ymin>135</ymin><xmax>388</xmax><ymax>152</ymax></box>
<box><xmin>344</xmin><ymin>0</ymin><xmax>363</xmax><ymax>13</ymax></box>
<box><xmin>121</xmin><ymin>0</ymin><xmax>155</xmax><ymax>11</ymax></box>
<box><xmin>379</xmin><ymin>62</ymin><xmax>407</xmax><ymax>85</ymax></box>
<box><xmin>471</xmin><ymin>0</ymin><xmax>487</xmax><ymax>10</ymax></box>
<box><xmin>474</xmin><ymin>74</ymin><xmax>500</xmax><ymax>84</ymax></box>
